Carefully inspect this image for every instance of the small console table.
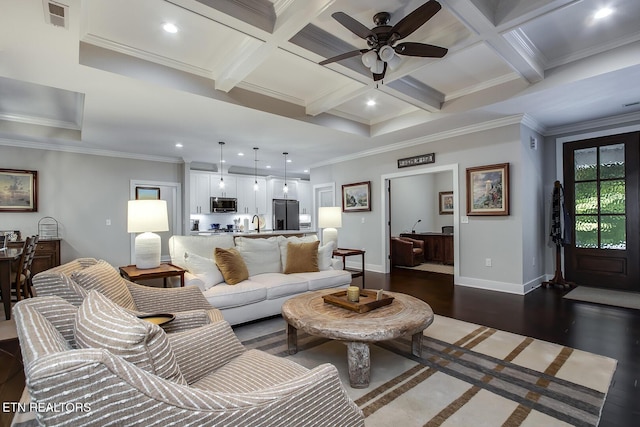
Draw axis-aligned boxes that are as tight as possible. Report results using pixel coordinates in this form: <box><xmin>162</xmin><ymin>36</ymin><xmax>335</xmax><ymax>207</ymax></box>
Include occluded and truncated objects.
<box><xmin>333</xmin><ymin>248</ymin><xmax>366</xmax><ymax>288</ymax></box>
<box><xmin>119</xmin><ymin>263</ymin><xmax>186</xmax><ymax>288</ymax></box>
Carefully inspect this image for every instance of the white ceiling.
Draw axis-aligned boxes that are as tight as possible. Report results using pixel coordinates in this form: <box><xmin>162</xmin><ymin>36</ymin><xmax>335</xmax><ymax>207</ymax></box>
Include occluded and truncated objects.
<box><xmin>1</xmin><ymin>0</ymin><xmax>639</xmax><ymax>177</ymax></box>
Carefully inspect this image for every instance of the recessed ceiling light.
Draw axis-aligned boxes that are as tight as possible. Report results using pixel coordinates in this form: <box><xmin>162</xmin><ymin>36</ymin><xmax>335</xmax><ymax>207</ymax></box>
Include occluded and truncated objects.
<box><xmin>238</xmin><ymin>152</ymin><xmax>244</xmax><ymax>156</ymax></box>
<box><xmin>162</xmin><ymin>22</ymin><xmax>178</xmax><ymax>33</ymax></box>
<box><xmin>286</xmin><ymin>159</ymin><xmax>292</xmax><ymax>163</ymax></box>
<box><xmin>175</xmin><ymin>143</ymin><xmax>183</xmax><ymax>148</ymax></box>
<box><xmin>266</xmin><ymin>165</ymin><xmax>272</xmax><ymax>169</ymax></box>
<box><xmin>594</xmin><ymin>7</ymin><xmax>613</xmax><ymax>19</ymax></box>
<box><xmin>304</xmin><ymin>169</ymin><xmax>309</xmax><ymax>173</ymax></box>
<box><xmin>366</xmin><ymin>99</ymin><xmax>376</xmax><ymax>106</ymax></box>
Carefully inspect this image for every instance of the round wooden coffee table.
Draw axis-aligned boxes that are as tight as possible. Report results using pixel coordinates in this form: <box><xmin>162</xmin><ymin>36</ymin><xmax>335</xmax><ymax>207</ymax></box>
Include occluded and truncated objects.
<box><xmin>281</xmin><ymin>289</ymin><xmax>434</xmax><ymax>388</ymax></box>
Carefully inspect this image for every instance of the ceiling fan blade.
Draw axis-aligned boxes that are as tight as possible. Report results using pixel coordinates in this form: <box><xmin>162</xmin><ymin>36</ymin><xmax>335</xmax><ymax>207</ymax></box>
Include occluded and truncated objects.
<box><xmin>372</xmin><ymin>62</ymin><xmax>387</xmax><ymax>81</ymax></box>
<box><xmin>390</xmin><ymin>0</ymin><xmax>442</xmax><ymax>40</ymax></box>
<box><xmin>395</xmin><ymin>42</ymin><xmax>448</xmax><ymax>58</ymax></box>
<box><xmin>332</xmin><ymin>12</ymin><xmax>373</xmax><ymax>39</ymax></box>
<box><xmin>319</xmin><ymin>49</ymin><xmax>368</xmax><ymax>66</ymax></box>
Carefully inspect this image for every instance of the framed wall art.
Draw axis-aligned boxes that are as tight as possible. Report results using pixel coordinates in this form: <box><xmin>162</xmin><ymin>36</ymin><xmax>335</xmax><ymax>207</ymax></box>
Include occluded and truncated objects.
<box><xmin>342</xmin><ymin>181</ymin><xmax>371</xmax><ymax>212</ymax></box>
<box><xmin>466</xmin><ymin>163</ymin><xmax>510</xmax><ymax>216</ymax></box>
<box><xmin>0</xmin><ymin>169</ymin><xmax>38</xmax><ymax>212</ymax></box>
<box><xmin>439</xmin><ymin>191</ymin><xmax>454</xmax><ymax>214</ymax></box>
<box><xmin>135</xmin><ymin>186</ymin><xmax>161</xmax><ymax>200</ymax></box>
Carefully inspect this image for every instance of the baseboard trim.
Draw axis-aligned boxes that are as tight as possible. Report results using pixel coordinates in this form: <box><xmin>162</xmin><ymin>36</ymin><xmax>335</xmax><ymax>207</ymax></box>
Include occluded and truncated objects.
<box><xmin>456</xmin><ymin>276</ymin><xmax>527</xmax><ymax>295</ymax></box>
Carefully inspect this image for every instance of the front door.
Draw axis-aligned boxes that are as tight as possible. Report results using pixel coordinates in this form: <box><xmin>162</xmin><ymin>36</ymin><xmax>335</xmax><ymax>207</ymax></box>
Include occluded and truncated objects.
<box><xmin>563</xmin><ymin>132</ymin><xmax>640</xmax><ymax>291</ymax></box>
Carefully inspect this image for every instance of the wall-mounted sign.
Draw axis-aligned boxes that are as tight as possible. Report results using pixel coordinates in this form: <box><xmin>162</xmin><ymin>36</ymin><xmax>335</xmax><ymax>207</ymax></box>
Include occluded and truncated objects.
<box><xmin>397</xmin><ymin>153</ymin><xmax>435</xmax><ymax>168</ymax></box>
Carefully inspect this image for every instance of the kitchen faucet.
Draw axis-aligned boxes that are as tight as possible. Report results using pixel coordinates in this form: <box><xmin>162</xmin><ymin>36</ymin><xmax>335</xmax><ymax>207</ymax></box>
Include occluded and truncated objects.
<box><xmin>252</xmin><ymin>215</ymin><xmax>260</xmax><ymax>233</ymax></box>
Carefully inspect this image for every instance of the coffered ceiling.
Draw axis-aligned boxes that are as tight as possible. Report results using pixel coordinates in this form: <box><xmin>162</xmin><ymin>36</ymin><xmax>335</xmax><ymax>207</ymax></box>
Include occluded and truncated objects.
<box><xmin>1</xmin><ymin>0</ymin><xmax>639</xmax><ymax>176</ymax></box>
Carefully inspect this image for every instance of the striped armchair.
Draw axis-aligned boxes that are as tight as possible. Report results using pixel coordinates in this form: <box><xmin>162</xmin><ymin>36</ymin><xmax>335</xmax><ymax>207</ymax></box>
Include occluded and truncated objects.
<box><xmin>14</xmin><ymin>295</ymin><xmax>364</xmax><ymax>427</ymax></box>
<box><xmin>32</xmin><ymin>258</ymin><xmax>222</xmax><ymax>333</ymax></box>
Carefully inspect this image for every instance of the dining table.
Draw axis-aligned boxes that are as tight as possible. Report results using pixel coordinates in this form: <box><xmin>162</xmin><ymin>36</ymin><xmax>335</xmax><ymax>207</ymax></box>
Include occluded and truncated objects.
<box><xmin>0</xmin><ymin>248</ymin><xmax>22</xmax><ymax>320</ymax></box>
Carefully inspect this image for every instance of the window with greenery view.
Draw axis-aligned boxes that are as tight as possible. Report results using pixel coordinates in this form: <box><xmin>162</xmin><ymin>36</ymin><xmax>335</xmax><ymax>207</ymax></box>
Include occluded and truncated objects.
<box><xmin>574</xmin><ymin>143</ymin><xmax>626</xmax><ymax>249</ymax></box>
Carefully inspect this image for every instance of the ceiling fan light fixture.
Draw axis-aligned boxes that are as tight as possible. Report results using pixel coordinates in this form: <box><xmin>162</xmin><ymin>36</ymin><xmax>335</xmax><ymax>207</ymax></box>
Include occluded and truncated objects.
<box><xmin>386</xmin><ymin>54</ymin><xmax>402</xmax><ymax>70</ymax></box>
<box><xmin>371</xmin><ymin>59</ymin><xmax>385</xmax><ymax>74</ymax></box>
<box><xmin>361</xmin><ymin>50</ymin><xmax>377</xmax><ymax>68</ymax></box>
<box><xmin>379</xmin><ymin>45</ymin><xmax>394</xmax><ymax>62</ymax></box>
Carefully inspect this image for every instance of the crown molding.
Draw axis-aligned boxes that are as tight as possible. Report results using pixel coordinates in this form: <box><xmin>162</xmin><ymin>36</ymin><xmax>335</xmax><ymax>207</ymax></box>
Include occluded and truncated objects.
<box><xmin>81</xmin><ymin>34</ymin><xmax>214</xmax><ymax>79</ymax></box>
<box><xmin>0</xmin><ymin>137</ymin><xmax>183</xmax><ymax>164</ymax></box>
<box><xmin>311</xmin><ymin>115</ymin><xmax>524</xmax><ymax>168</ymax></box>
<box><xmin>546</xmin><ymin>110</ymin><xmax>640</xmax><ymax>136</ymax></box>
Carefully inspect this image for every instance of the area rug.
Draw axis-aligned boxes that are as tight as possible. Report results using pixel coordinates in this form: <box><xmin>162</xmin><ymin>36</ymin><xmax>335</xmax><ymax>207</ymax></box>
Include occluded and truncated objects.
<box><xmin>564</xmin><ymin>286</ymin><xmax>640</xmax><ymax>310</ymax></box>
<box><xmin>239</xmin><ymin>315</ymin><xmax>616</xmax><ymax>427</ymax></box>
<box><xmin>395</xmin><ymin>262</ymin><xmax>454</xmax><ymax>275</ymax></box>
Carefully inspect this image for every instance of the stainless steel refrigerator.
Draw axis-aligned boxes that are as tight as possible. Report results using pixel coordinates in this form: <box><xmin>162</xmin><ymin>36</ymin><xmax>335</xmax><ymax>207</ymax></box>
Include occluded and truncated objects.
<box><xmin>273</xmin><ymin>199</ymin><xmax>299</xmax><ymax>230</ymax></box>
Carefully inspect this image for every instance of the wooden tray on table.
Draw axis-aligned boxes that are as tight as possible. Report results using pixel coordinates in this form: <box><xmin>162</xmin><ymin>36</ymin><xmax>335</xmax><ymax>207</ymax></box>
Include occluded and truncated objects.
<box><xmin>323</xmin><ymin>289</ymin><xmax>394</xmax><ymax>313</ymax></box>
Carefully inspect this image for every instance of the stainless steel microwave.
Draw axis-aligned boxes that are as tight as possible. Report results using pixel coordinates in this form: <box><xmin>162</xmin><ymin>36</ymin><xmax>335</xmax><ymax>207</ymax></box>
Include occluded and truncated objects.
<box><xmin>210</xmin><ymin>197</ymin><xmax>237</xmax><ymax>213</ymax></box>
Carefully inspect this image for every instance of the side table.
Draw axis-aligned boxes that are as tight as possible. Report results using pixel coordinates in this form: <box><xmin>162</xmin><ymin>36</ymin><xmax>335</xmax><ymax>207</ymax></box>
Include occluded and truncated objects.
<box><xmin>119</xmin><ymin>263</ymin><xmax>186</xmax><ymax>288</ymax></box>
<box><xmin>333</xmin><ymin>248</ymin><xmax>365</xmax><ymax>288</ymax></box>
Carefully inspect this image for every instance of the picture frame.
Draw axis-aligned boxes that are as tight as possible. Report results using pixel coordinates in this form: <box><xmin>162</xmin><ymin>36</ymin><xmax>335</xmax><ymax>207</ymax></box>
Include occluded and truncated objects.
<box><xmin>342</xmin><ymin>181</ymin><xmax>371</xmax><ymax>212</ymax></box>
<box><xmin>135</xmin><ymin>186</ymin><xmax>161</xmax><ymax>200</ymax></box>
<box><xmin>439</xmin><ymin>191</ymin><xmax>454</xmax><ymax>214</ymax></box>
<box><xmin>0</xmin><ymin>169</ymin><xmax>38</xmax><ymax>212</ymax></box>
<box><xmin>466</xmin><ymin>163</ymin><xmax>509</xmax><ymax>216</ymax></box>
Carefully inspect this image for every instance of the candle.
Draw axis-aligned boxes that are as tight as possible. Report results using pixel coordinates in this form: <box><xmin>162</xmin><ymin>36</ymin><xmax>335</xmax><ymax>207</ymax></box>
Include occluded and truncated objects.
<box><xmin>347</xmin><ymin>286</ymin><xmax>360</xmax><ymax>302</ymax></box>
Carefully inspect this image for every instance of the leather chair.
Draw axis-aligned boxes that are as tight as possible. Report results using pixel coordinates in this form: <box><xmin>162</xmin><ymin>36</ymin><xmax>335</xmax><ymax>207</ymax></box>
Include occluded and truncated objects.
<box><xmin>391</xmin><ymin>237</ymin><xmax>425</xmax><ymax>267</ymax></box>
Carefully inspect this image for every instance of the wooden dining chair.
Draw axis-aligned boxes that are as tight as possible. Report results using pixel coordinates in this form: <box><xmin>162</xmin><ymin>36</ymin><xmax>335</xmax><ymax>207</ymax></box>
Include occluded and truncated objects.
<box><xmin>23</xmin><ymin>235</ymin><xmax>39</xmax><ymax>298</ymax></box>
<box><xmin>11</xmin><ymin>236</ymin><xmax>36</xmax><ymax>301</ymax></box>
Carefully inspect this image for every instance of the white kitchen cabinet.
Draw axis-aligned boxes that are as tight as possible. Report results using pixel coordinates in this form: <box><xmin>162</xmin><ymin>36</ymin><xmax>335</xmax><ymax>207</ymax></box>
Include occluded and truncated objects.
<box><xmin>297</xmin><ymin>180</ymin><xmax>312</xmax><ymax>215</ymax></box>
<box><xmin>270</xmin><ymin>178</ymin><xmax>298</xmax><ymax>200</ymax></box>
<box><xmin>210</xmin><ymin>174</ymin><xmax>237</xmax><ymax>198</ymax></box>
<box><xmin>236</xmin><ymin>176</ymin><xmax>267</xmax><ymax>214</ymax></box>
<box><xmin>190</xmin><ymin>171</ymin><xmax>212</xmax><ymax>214</ymax></box>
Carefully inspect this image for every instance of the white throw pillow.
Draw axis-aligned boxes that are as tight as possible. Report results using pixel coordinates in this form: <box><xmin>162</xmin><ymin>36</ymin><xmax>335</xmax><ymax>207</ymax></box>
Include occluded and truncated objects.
<box><xmin>235</xmin><ymin>237</ymin><xmax>281</xmax><ymax>276</ymax></box>
<box><xmin>318</xmin><ymin>242</ymin><xmax>335</xmax><ymax>271</ymax></box>
<box><xmin>184</xmin><ymin>252</ymin><xmax>224</xmax><ymax>290</ymax></box>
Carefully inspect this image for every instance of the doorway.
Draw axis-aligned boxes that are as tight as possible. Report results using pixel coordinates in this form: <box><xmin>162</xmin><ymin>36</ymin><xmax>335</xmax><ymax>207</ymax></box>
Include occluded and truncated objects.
<box><xmin>562</xmin><ymin>132</ymin><xmax>640</xmax><ymax>290</ymax></box>
<box><xmin>380</xmin><ymin>164</ymin><xmax>459</xmax><ymax>279</ymax></box>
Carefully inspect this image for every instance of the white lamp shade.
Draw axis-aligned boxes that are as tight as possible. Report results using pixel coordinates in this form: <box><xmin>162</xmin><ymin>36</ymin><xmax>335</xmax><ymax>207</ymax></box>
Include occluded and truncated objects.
<box><xmin>128</xmin><ymin>200</ymin><xmax>169</xmax><ymax>269</ymax></box>
<box><xmin>318</xmin><ymin>207</ymin><xmax>342</xmax><ymax>228</ymax></box>
<box><xmin>127</xmin><ymin>200</ymin><xmax>169</xmax><ymax>233</ymax></box>
<box><xmin>319</xmin><ymin>207</ymin><xmax>341</xmax><ymax>249</ymax></box>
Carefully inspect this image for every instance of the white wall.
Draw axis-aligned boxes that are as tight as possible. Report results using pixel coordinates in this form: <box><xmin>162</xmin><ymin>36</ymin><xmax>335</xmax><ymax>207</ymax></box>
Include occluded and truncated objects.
<box><xmin>389</xmin><ymin>171</ymin><xmax>453</xmax><ymax>235</ymax></box>
<box><xmin>312</xmin><ymin>123</ymin><xmax>533</xmax><ymax>293</ymax></box>
<box><xmin>390</xmin><ymin>174</ymin><xmax>434</xmax><ymax>235</ymax></box>
<box><xmin>0</xmin><ymin>145</ymin><xmax>182</xmax><ymax>267</ymax></box>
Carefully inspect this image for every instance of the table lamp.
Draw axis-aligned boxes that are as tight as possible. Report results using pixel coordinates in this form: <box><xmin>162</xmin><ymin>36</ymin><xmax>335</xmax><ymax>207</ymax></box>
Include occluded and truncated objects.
<box><xmin>127</xmin><ymin>200</ymin><xmax>169</xmax><ymax>269</ymax></box>
<box><xmin>318</xmin><ymin>207</ymin><xmax>342</xmax><ymax>249</ymax></box>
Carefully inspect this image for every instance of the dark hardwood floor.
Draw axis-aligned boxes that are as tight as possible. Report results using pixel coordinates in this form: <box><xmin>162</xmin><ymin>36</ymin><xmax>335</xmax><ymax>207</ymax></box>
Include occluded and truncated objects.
<box><xmin>359</xmin><ymin>268</ymin><xmax>640</xmax><ymax>427</ymax></box>
<box><xmin>1</xmin><ymin>268</ymin><xmax>639</xmax><ymax>426</ymax></box>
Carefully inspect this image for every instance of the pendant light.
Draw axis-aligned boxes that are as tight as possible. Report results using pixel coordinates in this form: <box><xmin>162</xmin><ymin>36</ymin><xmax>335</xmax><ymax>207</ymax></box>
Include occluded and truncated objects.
<box><xmin>283</xmin><ymin>152</ymin><xmax>289</xmax><ymax>196</ymax></box>
<box><xmin>218</xmin><ymin>141</ymin><xmax>225</xmax><ymax>189</ymax></box>
<box><xmin>253</xmin><ymin>147</ymin><xmax>259</xmax><ymax>191</ymax></box>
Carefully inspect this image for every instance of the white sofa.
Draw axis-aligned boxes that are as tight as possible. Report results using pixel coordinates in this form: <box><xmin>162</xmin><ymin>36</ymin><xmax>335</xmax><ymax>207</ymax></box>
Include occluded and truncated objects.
<box><xmin>169</xmin><ymin>234</ymin><xmax>352</xmax><ymax>325</ymax></box>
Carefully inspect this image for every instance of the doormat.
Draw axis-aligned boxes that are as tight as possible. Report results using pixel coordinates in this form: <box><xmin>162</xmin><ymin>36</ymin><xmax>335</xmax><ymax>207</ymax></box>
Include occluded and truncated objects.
<box><xmin>563</xmin><ymin>286</ymin><xmax>640</xmax><ymax>310</ymax></box>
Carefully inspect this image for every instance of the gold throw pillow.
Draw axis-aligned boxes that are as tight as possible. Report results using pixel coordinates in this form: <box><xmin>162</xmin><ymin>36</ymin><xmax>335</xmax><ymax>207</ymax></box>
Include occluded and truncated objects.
<box><xmin>214</xmin><ymin>247</ymin><xmax>249</xmax><ymax>285</ymax></box>
<box><xmin>284</xmin><ymin>241</ymin><xmax>320</xmax><ymax>274</ymax></box>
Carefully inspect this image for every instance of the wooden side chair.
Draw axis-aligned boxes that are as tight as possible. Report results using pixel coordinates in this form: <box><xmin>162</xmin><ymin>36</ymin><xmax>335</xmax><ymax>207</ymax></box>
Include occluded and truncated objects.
<box><xmin>24</xmin><ymin>235</ymin><xmax>39</xmax><ymax>298</ymax></box>
<box><xmin>11</xmin><ymin>236</ymin><xmax>37</xmax><ymax>301</ymax></box>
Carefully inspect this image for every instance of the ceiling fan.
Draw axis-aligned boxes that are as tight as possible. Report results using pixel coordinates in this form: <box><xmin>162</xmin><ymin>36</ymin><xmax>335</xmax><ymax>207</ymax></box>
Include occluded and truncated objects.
<box><xmin>319</xmin><ymin>0</ymin><xmax>448</xmax><ymax>81</ymax></box>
